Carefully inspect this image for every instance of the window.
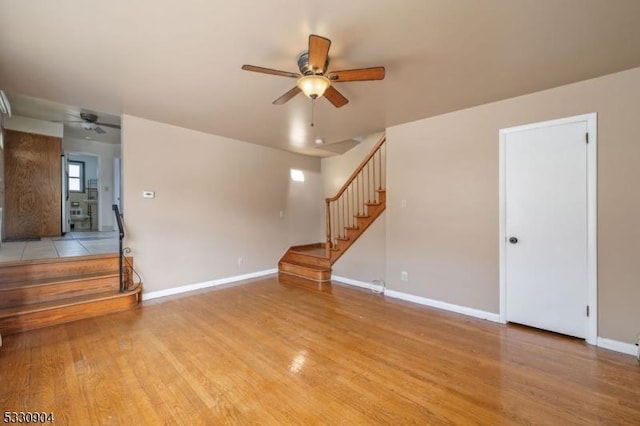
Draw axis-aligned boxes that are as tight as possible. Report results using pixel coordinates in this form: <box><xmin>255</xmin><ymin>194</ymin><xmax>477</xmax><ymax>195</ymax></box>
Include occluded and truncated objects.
<box><xmin>69</xmin><ymin>161</ymin><xmax>85</xmax><ymax>192</ymax></box>
<box><xmin>290</xmin><ymin>169</ymin><xmax>305</xmax><ymax>182</ymax></box>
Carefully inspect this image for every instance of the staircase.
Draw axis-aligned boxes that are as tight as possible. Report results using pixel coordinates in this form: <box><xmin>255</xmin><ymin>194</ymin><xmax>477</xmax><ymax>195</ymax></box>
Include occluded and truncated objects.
<box><xmin>0</xmin><ymin>254</ymin><xmax>141</xmax><ymax>337</ymax></box>
<box><xmin>279</xmin><ymin>135</ymin><xmax>386</xmax><ymax>282</ymax></box>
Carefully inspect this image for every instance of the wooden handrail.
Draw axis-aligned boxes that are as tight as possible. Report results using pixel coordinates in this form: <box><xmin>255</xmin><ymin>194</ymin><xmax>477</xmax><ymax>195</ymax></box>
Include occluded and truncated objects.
<box><xmin>112</xmin><ymin>204</ymin><xmax>143</xmax><ymax>293</ymax></box>
<box><xmin>325</xmin><ymin>135</ymin><xmax>386</xmax><ymax>253</ymax></box>
<box><xmin>325</xmin><ymin>135</ymin><xmax>386</xmax><ymax>203</ymax></box>
<box><xmin>112</xmin><ymin>204</ymin><xmax>125</xmax><ymax>293</ymax></box>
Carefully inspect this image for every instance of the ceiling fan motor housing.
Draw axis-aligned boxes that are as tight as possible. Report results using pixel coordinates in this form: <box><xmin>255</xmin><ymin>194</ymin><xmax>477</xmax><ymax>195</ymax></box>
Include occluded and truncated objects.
<box><xmin>80</xmin><ymin>112</ymin><xmax>98</xmax><ymax>123</ymax></box>
<box><xmin>297</xmin><ymin>51</ymin><xmax>329</xmax><ymax>75</ymax></box>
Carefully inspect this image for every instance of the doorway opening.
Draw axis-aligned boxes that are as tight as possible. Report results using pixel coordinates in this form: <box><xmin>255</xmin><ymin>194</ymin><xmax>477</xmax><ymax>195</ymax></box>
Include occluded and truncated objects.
<box><xmin>66</xmin><ymin>152</ymin><xmax>100</xmax><ymax>232</ymax></box>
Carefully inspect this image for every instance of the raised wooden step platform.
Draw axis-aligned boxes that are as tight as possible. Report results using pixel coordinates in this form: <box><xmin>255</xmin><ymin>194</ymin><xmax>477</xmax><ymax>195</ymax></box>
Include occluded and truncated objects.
<box><xmin>0</xmin><ymin>272</ymin><xmax>120</xmax><ymax>309</ymax></box>
<box><xmin>0</xmin><ymin>290</ymin><xmax>140</xmax><ymax>335</ymax></box>
<box><xmin>0</xmin><ymin>254</ymin><xmax>141</xmax><ymax>336</ymax></box>
<box><xmin>278</xmin><ymin>243</ymin><xmax>331</xmax><ymax>282</ymax></box>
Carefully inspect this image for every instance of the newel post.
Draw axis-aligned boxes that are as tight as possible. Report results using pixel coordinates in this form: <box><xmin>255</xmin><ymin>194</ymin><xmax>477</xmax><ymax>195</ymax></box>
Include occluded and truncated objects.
<box><xmin>325</xmin><ymin>199</ymin><xmax>332</xmax><ymax>257</ymax></box>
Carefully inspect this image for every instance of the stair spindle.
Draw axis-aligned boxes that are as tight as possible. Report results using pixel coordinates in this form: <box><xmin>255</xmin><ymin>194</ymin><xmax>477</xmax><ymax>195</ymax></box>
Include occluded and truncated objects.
<box><xmin>378</xmin><ymin>147</ymin><xmax>382</xmax><ymax>190</ymax></box>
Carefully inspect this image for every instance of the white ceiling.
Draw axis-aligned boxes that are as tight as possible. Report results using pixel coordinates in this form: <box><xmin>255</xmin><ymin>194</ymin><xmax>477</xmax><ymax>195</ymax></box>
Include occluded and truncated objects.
<box><xmin>2</xmin><ymin>0</ymin><xmax>640</xmax><ymax>156</ymax></box>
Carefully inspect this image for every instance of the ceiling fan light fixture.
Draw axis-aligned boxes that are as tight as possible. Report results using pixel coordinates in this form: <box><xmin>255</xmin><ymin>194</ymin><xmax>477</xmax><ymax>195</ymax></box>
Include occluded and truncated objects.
<box><xmin>297</xmin><ymin>75</ymin><xmax>330</xmax><ymax>99</ymax></box>
<box><xmin>82</xmin><ymin>122</ymin><xmax>96</xmax><ymax>130</ymax></box>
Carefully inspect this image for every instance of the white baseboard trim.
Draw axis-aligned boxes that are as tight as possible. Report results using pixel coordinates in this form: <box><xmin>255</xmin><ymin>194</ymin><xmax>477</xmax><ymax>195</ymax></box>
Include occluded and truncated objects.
<box><xmin>596</xmin><ymin>337</ymin><xmax>639</xmax><ymax>357</ymax></box>
<box><xmin>142</xmin><ymin>268</ymin><xmax>278</xmax><ymax>301</ymax></box>
<box><xmin>383</xmin><ymin>289</ymin><xmax>502</xmax><ymax>323</ymax></box>
<box><xmin>332</xmin><ymin>276</ymin><xmax>384</xmax><ymax>293</ymax></box>
<box><xmin>332</xmin><ymin>276</ymin><xmax>500</xmax><ymax>323</ymax></box>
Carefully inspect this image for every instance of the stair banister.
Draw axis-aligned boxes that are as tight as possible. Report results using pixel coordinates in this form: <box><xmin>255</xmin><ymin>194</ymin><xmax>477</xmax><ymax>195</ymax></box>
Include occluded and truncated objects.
<box><xmin>325</xmin><ymin>135</ymin><xmax>386</xmax><ymax>251</ymax></box>
<box><xmin>326</xmin><ymin>136</ymin><xmax>386</xmax><ymax>203</ymax></box>
<box><xmin>112</xmin><ymin>204</ymin><xmax>126</xmax><ymax>292</ymax></box>
<box><xmin>280</xmin><ymin>134</ymin><xmax>386</xmax><ymax>281</ymax></box>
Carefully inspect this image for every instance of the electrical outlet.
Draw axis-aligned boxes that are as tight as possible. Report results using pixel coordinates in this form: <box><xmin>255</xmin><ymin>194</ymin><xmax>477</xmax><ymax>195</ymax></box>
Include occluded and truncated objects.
<box><xmin>401</xmin><ymin>271</ymin><xmax>408</xmax><ymax>282</ymax></box>
<box><xmin>237</xmin><ymin>257</ymin><xmax>244</xmax><ymax>265</ymax></box>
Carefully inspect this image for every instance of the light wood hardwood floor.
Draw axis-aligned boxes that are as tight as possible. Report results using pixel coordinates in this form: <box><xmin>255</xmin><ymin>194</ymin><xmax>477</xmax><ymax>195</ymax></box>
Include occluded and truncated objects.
<box><xmin>1</xmin><ymin>274</ymin><xmax>638</xmax><ymax>425</ymax></box>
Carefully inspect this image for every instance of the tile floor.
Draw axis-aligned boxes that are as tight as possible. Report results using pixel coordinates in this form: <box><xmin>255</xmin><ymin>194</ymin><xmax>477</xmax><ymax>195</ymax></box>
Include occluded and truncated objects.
<box><xmin>0</xmin><ymin>231</ymin><xmax>118</xmax><ymax>262</ymax></box>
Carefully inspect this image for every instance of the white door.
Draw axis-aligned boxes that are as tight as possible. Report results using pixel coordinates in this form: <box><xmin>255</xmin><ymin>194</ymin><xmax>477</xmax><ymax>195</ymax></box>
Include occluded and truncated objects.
<box><xmin>503</xmin><ymin>118</ymin><xmax>590</xmax><ymax>338</ymax></box>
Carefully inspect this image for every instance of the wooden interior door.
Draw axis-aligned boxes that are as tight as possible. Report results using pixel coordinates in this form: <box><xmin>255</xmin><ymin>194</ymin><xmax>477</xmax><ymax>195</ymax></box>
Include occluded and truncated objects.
<box><xmin>4</xmin><ymin>130</ymin><xmax>62</xmax><ymax>240</ymax></box>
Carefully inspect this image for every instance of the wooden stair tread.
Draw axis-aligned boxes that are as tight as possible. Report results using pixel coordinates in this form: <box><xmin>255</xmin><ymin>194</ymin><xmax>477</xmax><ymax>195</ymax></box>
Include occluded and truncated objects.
<box><xmin>278</xmin><ymin>262</ymin><xmax>330</xmax><ymax>283</ymax></box>
<box><xmin>0</xmin><ymin>271</ymin><xmax>119</xmax><ymax>290</ymax></box>
<box><xmin>289</xmin><ymin>242</ymin><xmax>325</xmax><ymax>251</ymax></box>
<box><xmin>0</xmin><ymin>254</ymin><xmax>140</xmax><ymax>335</ymax></box>
<box><xmin>0</xmin><ymin>253</ymin><xmax>118</xmax><ymax>268</ymax></box>
<box><xmin>279</xmin><ymin>261</ymin><xmax>329</xmax><ymax>272</ymax></box>
<box><xmin>289</xmin><ymin>248</ymin><xmax>329</xmax><ymax>259</ymax></box>
<box><xmin>0</xmin><ymin>289</ymin><xmax>141</xmax><ymax>318</ymax></box>
<box><xmin>329</xmin><ymin>188</ymin><xmax>386</xmax><ymax>264</ymax></box>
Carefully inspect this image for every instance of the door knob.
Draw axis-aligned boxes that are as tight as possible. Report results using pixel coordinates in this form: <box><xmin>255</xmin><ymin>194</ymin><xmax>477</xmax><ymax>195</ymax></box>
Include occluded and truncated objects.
<box><xmin>508</xmin><ymin>237</ymin><xmax>518</xmax><ymax>244</ymax></box>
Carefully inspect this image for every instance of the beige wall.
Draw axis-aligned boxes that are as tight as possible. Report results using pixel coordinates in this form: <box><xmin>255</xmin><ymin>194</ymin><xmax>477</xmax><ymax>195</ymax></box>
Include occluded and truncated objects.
<box><xmin>122</xmin><ymin>66</ymin><xmax>640</xmax><ymax>344</ymax></box>
<box><xmin>122</xmin><ymin>115</ymin><xmax>323</xmax><ymax>293</ymax></box>
<box><xmin>321</xmin><ymin>132</ymin><xmax>386</xmax><ymax>283</ymax></box>
<box><xmin>331</xmin><ymin>212</ymin><xmax>386</xmax><ymax>284</ymax></box>
<box><xmin>387</xmin><ymin>67</ymin><xmax>640</xmax><ymax>344</ymax></box>
<box><xmin>4</xmin><ymin>115</ymin><xmax>63</xmax><ymax>138</ymax></box>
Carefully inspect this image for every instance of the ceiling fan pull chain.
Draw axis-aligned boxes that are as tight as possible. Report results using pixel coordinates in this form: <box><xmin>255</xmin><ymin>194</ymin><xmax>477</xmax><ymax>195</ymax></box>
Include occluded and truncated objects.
<box><xmin>310</xmin><ymin>99</ymin><xmax>315</xmax><ymax>127</ymax></box>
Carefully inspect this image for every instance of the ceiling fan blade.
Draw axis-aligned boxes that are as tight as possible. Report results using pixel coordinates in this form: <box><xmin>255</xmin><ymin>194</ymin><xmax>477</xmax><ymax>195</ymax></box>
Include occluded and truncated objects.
<box><xmin>327</xmin><ymin>67</ymin><xmax>385</xmax><ymax>82</ymax></box>
<box><xmin>242</xmin><ymin>65</ymin><xmax>300</xmax><ymax>79</ymax></box>
<box><xmin>94</xmin><ymin>126</ymin><xmax>106</xmax><ymax>134</ymax></box>
<box><xmin>95</xmin><ymin>122</ymin><xmax>121</xmax><ymax>129</ymax></box>
<box><xmin>308</xmin><ymin>35</ymin><xmax>331</xmax><ymax>73</ymax></box>
<box><xmin>323</xmin><ymin>86</ymin><xmax>349</xmax><ymax>108</ymax></box>
<box><xmin>273</xmin><ymin>87</ymin><xmax>302</xmax><ymax>105</ymax></box>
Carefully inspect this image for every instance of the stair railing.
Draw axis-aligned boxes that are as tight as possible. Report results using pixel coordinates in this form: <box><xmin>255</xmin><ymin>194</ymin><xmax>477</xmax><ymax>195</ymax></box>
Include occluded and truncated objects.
<box><xmin>112</xmin><ymin>204</ymin><xmax>126</xmax><ymax>292</ymax></box>
<box><xmin>325</xmin><ymin>135</ymin><xmax>386</xmax><ymax>256</ymax></box>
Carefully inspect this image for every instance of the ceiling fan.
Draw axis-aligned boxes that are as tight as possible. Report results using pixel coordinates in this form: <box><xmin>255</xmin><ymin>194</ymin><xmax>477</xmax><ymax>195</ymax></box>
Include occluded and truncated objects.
<box><xmin>242</xmin><ymin>34</ymin><xmax>385</xmax><ymax>108</ymax></box>
<box><xmin>59</xmin><ymin>112</ymin><xmax>121</xmax><ymax>134</ymax></box>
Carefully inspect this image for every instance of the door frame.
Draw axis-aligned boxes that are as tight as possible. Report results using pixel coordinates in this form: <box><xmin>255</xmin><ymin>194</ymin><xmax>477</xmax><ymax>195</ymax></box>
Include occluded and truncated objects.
<box><xmin>498</xmin><ymin>113</ymin><xmax>597</xmax><ymax>344</ymax></box>
<box><xmin>66</xmin><ymin>151</ymin><xmax>102</xmax><ymax>231</ymax></box>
